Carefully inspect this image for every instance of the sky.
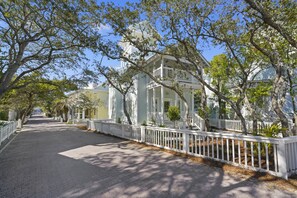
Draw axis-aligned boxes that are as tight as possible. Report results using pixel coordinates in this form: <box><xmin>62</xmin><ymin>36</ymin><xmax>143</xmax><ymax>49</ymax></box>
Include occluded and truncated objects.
<box><xmin>91</xmin><ymin>0</ymin><xmax>223</xmax><ymax>63</ymax></box>
<box><xmin>70</xmin><ymin>0</ymin><xmax>224</xmax><ymax>85</ymax></box>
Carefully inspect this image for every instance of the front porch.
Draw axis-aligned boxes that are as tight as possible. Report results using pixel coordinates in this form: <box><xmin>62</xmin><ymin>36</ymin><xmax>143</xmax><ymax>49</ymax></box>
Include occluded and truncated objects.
<box><xmin>146</xmin><ymin>85</ymin><xmax>196</xmax><ymax>127</ymax></box>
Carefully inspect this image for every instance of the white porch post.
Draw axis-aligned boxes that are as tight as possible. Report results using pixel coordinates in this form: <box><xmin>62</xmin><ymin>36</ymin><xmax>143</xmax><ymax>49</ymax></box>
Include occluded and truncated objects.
<box><xmin>191</xmin><ymin>89</ymin><xmax>194</xmax><ymax>118</ymax></box>
<box><xmin>161</xmin><ymin>56</ymin><xmax>164</xmax><ymax>79</ymax></box>
<box><xmin>82</xmin><ymin>108</ymin><xmax>85</xmax><ymax>119</ymax></box>
<box><xmin>147</xmin><ymin>88</ymin><xmax>149</xmax><ymax>121</ymax></box>
<box><xmin>153</xmin><ymin>87</ymin><xmax>156</xmax><ymax>121</ymax></box>
<box><xmin>175</xmin><ymin>92</ymin><xmax>178</xmax><ymax>106</ymax></box>
<box><xmin>160</xmin><ymin>56</ymin><xmax>164</xmax><ymax>124</ymax></box>
<box><xmin>77</xmin><ymin>108</ymin><xmax>80</xmax><ymax>119</ymax></box>
<box><xmin>161</xmin><ymin>86</ymin><xmax>164</xmax><ymax>125</ymax></box>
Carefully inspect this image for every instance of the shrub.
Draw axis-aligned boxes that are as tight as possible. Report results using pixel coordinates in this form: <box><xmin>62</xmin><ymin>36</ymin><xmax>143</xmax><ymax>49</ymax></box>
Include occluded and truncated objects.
<box><xmin>167</xmin><ymin>106</ymin><xmax>181</xmax><ymax>128</ymax></box>
<box><xmin>259</xmin><ymin>124</ymin><xmax>286</xmax><ymax>138</ymax></box>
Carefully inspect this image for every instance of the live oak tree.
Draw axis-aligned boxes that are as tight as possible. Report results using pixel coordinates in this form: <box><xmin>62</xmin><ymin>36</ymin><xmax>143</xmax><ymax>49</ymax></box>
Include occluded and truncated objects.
<box><xmin>0</xmin><ymin>73</ymin><xmax>76</xmax><ymax>123</ymax></box>
<box><xmin>90</xmin><ymin>61</ymin><xmax>136</xmax><ymax>125</ymax></box>
<box><xmin>243</xmin><ymin>0</ymin><xmax>297</xmax><ymax>49</ymax></box>
<box><xmin>94</xmin><ymin>16</ymin><xmax>195</xmax><ymax>128</ymax></box>
<box><xmin>0</xmin><ymin>0</ymin><xmax>99</xmax><ymax>98</ymax></box>
<box><xmin>96</xmin><ymin>3</ymin><xmax>209</xmax><ymax>129</ymax></box>
<box><xmin>103</xmin><ymin>67</ymin><xmax>135</xmax><ymax>125</ymax></box>
<box><xmin>237</xmin><ymin>0</ymin><xmax>297</xmax><ymax>133</ymax></box>
<box><xmin>97</xmin><ymin>1</ymin><xmax>255</xmax><ymax>134</ymax></box>
<box><xmin>95</xmin><ymin>0</ymin><xmax>296</xmax><ymax>134</ymax></box>
<box><xmin>207</xmin><ymin>54</ymin><xmax>230</xmax><ymax>119</ymax></box>
<box><xmin>144</xmin><ymin>0</ymin><xmax>296</xmax><ymax>134</ymax></box>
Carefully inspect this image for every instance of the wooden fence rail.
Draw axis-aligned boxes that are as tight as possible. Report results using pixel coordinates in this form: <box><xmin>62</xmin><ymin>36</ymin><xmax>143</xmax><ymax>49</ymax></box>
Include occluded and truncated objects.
<box><xmin>87</xmin><ymin>120</ymin><xmax>297</xmax><ymax>179</ymax></box>
<box><xmin>0</xmin><ymin>121</ymin><xmax>17</xmax><ymax>146</ymax></box>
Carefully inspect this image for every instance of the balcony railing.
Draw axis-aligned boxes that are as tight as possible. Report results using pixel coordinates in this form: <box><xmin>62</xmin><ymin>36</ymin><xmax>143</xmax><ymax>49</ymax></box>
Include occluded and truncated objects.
<box><xmin>150</xmin><ymin>67</ymin><xmax>197</xmax><ymax>83</ymax></box>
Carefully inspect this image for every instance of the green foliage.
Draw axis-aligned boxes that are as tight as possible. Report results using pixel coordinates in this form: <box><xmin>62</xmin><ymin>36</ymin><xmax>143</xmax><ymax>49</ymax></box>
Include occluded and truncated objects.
<box><xmin>167</xmin><ymin>106</ymin><xmax>181</xmax><ymax>122</ymax></box>
<box><xmin>206</xmin><ymin>54</ymin><xmax>232</xmax><ymax>86</ymax></box>
<box><xmin>247</xmin><ymin>83</ymin><xmax>272</xmax><ymax>107</ymax></box>
<box><xmin>0</xmin><ymin>0</ymin><xmax>98</xmax><ymax>97</ymax></box>
<box><xmin>117</xmin><ymin>117</ymin><xmax>121</xmax><ymax>124</ymax></box>
<box><xmin>259</xmin><ymin>124</ymin><xmax>287</xmax><ymax>138</ymax></box>
<box><xmin>96</xmin><ymin>0</ymin><xmax>296</xmax><ymax>132</ymax></box>
<box><xmin>0</xmin><ymin>72</ymin><xmax>77</xmax><ymax>122</ymax></box>
<box><xmin>0</xmin><ymin>111</ymin><xmax>8</xmax><ymax>121</ymax></box>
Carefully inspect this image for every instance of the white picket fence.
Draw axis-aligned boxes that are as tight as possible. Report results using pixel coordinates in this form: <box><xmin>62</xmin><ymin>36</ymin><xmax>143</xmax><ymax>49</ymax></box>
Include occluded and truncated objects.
<box><xmin>209</xmin><ymin>118</ymin><xmax>274</xmax><ymax>132</ymax></box>
<box><xmin>0</xmin><ymin>121</ymin><xmax>18</xmax><ymax>146</ymax></box>
<box><xmin>87</xmin><ymin>120</ymin><xmax>141</xmax><ymax>141</ymax></box>
<box><xmin>87</xmin><ymin>120</ymin><xmax>297</xmax><ymax>179</ymax></box>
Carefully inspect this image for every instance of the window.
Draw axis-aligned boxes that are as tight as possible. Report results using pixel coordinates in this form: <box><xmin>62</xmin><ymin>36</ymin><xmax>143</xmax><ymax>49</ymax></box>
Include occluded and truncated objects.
<box><xmin>151</xmin><ymin>98</ymin><xmax>159</xmax><ymax>112</ymax></box>
<box><xmin>164</xmin><ymin>101</ymin><xmax>170</xmax><ymax>112</ymax></box>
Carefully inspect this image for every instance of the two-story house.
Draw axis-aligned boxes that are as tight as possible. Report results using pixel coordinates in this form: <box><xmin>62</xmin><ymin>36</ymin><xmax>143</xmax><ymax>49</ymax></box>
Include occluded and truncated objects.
<box><xmin>108</xmin><ymin>22</ymin><xmax>208</xmax><ymax>129</ymax></box>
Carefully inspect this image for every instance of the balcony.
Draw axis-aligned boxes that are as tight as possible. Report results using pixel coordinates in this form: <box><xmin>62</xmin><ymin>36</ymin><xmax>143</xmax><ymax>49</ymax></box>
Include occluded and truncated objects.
<box><xmin>150</xmin><ymin>67</ymin><xmax>198</xmax><ymax>84</ymax></box>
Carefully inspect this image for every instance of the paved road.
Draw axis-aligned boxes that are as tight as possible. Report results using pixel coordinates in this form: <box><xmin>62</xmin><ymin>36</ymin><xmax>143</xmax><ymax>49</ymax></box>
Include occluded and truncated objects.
<box><xmin>0</xmin><ymin>116</ymin><xmax>296</xmax><ymax>198</ymax></box>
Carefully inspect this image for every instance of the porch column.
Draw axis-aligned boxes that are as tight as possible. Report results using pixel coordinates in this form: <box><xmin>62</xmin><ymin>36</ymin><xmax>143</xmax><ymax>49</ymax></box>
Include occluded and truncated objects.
<box><xmin>161</xmin><ymin>86</ymin><xmax>164</xmax><ymax>125</ymax></box>
<box><xmin>147</xmin><ymin>88</ymin><xmax>149</xmax><ymax>121</ymax></box>
<box><xmin>192</xmin><ymin>89</ymin><xmax>195</xmax><ymax>117</ymax></box>
<box><xmin>82</xmin><ymin>108</ymin><xmax>85</xmax><ymax>119</ymax></box>
<box><xmin>153</xmin><ymin>87</ymin><xmax>156</xmax><ymax>119</ymax></box>
<box><xmin>77</xmin><ymin>108</ymin><xmax>80</xmax><ymax>119</ymax></box>
<box><xmin>161</xmin><ymin>56</ymin><xmax>164</xmax><ymax>79</ymax></box>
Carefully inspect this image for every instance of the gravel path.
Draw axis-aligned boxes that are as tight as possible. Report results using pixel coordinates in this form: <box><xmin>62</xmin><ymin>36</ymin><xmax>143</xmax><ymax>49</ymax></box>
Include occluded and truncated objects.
<box><xmin>0</xmin><ymin>116</ymin><xmax>295</xmax><ymax>198</ymax></box>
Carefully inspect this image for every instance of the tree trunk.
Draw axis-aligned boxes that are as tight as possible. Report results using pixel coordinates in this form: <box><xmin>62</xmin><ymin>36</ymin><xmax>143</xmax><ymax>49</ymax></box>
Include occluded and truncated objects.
<box><xmin>230</xmin><ymin>102</ymin><xmax>248</xmax><ymax>135</ymax></box>
<box><xmin>271</xmin><ymin>67</ymin><xmax>289</xmax><ymax>135</ymax></box>
<box><xmin>238</xmin><ymin>113</ymin><xmax>248</xmax><ymax>135</ymax></box>
<box><xmin>288</xmin><ymin>69</ymin><xmax>297</xmax><ymax>129</ymax></box>
<box><xmin>253</xmin><ymin>119</ymin><xmax>258</xmax><ymax>134</ymax></box>
<box><xmin>201</xmin><ymin>86</ymin><xmax>210</xmax><ymax>131</ymax></box>
<box><xmin>176</xmin><ymin>91</ymin><xmax>190</xmax><ymax>127</ymax></box>
<box><xmin>122</xmin><ymin>95</ymin><xmax>132</xmax><ymax>125</ymax></box>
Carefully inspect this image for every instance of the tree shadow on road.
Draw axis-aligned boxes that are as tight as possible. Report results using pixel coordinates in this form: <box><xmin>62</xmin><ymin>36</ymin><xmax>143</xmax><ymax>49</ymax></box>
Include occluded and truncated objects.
<box><xmin>56</xmin><ymin>134</ymin><xmax>296</xmax><ymax>198</ymax></box>
<box><xmin>1</xmin><ymin>118</ymin><xmax>296</xmax><ymax>198</ymax></box>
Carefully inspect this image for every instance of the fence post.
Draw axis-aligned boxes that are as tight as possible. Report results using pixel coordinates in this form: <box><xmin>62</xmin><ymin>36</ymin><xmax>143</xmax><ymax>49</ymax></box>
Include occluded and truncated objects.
<box><xmin>0</xmin><ymin>128</ymin><xmax>2</xmax><ymax>146</ymax></box>
<box><xmin>277</xmin><ymin>139</ymin><xmax>288</xmax><ymax>180</ymax></box>
<box><xmin>183</xmin><ymin>132</ymin><xmax>189</xmax><ymax>153</ymax></box>
<box><xmin>17</xmin><ymin>119</ymin><xmax>22</xmax><ymax>130</ymax></box>
<box><xmin>100</xmin><ymin>122</ymin><xmax>103</xmax><ymax>133</ymax></box>
<box><xmin>120</xmin><ymin>124</ymin><xmax>124</xmax><ymax>138</ymax></box>
<box><xmin>140</xmin><ymin>126</ymin><xmax>145</xmax><ymax>143</ymax></box>
<box><xmin>108</xmin><ymin>123</ymin><xmax>111</xmax><ymax>134</ymax></box>
<box><xmin>218</xmin><ymin>119</ymin><xmax>221</xmax><ymax>129</ymax></box>
<box><xmin>201</xmin><ymin>120</ymin><xmax>205</xmax><ymax>131</ymax></box>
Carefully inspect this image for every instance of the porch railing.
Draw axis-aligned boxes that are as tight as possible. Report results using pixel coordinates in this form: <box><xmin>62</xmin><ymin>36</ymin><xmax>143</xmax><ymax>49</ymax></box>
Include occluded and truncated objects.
<box><xmin>0</xmin><ymin>121</ymin><xmax>17</xmax><ymax>146</ymax></box>
<box><xmin>88</xmin><ymin>120</ymin><xmax>297</xmax><ymax>179</ymax></box>
<box><xmin>192</xmin><ymin>113</ymin><xmax>205</xmax><ymax>131</ymax></box>
<box><xmin>209</xmin><ymin>118</ymin><xmax>274</xmax><ymax>132</ymax></box>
